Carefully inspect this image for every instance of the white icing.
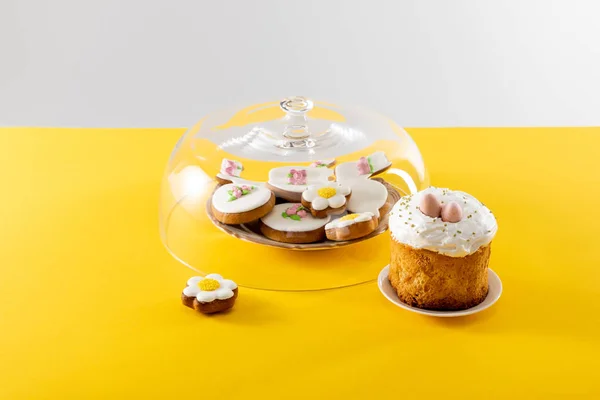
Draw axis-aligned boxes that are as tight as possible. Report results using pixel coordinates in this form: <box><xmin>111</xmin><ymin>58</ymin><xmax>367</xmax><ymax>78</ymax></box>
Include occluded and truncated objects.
<box><xmin>335</xmin><ymin>151</ymin><xmax>392</xmax><ymax>182</ymax></box>
<box><xmin>325</xmin><ymin>212</ymin><xmax>375</xmax><ymax>229</ymax></box>
<box><xmin>212</xmin><ymin>183</ymin><xmax>272</xmax><ymax>213</ymax></box>
<box><xmin>389</xmin><ymin>187</ymin><xmax>498</xmax><ymax>257</ymax></box>
<box><xmin>219</xmin><ymin>158</ymin><xmax>243</xmax><ymax>177</ymax></box>
<box><xmin>261</xmin><ymin>203</ymin><xmax>331</xmax><ymax>232</ymax></box>
<box><xmin>183</xmin><ymin>274</ymin><xmax>237</xmax><ymax>303</ymax></box>
<box><xmin>335</xmin><ymin>161</ymin><xmax>365</xmax><ymax>182</ymax></box>
<box><xmin>312</xmin><ymin>197</ymin><xmax>330</xmax><ymax>210</ymax></box>
<box><xmin>345</xmin><ymin>178</ymin><xmax>388</xmax><ymax>217</ymax></box>
<box><xmin>367</xmin><ymin>151</ymin><xmax>391</xmax><ymax>173</ymax></box>
<box><xmin>302</xmin><ymin>183</ymin><xmax>351</xmax><ymax>211</ymax></box>
<box><xmin>268</xmin><ymin>166</ymin><xmax>332</xmax><ymax>193</ymax></box>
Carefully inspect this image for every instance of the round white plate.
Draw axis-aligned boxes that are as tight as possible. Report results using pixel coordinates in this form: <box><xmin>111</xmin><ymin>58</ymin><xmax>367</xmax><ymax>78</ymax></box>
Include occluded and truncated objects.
<box><xmin>378</xmin><ymin>265</ymin><xmax>502</xmax><ymax>317</ymax></box>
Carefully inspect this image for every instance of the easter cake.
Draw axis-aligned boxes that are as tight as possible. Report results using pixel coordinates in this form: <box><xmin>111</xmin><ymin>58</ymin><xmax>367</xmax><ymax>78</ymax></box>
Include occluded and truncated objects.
<box><xmin>388</xmin><ymin>187</ymin><xmax>498</xmax><ymax>310</ymax></box>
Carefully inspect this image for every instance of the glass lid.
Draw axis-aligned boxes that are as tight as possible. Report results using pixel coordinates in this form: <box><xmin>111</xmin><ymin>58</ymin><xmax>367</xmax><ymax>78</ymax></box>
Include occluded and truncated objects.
<box><xmin>160</xmin><ymin>96</ymin><xmax>429</xmax><ymax>291</ymax></box>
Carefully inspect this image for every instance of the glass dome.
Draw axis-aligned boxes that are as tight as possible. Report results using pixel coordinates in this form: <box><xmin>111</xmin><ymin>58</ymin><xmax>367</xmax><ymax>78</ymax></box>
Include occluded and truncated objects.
<box><xmin>159</xmin><ymin>96</ymin><xmax>429</xmax><ymax>291</ymax></box>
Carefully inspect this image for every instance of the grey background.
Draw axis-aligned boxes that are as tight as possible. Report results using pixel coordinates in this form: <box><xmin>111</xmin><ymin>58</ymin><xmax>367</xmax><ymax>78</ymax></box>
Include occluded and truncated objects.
<box><xmin>1</xmin><ymin>0</ymin><xmax>599</xmax><ymax>128</ymax></box>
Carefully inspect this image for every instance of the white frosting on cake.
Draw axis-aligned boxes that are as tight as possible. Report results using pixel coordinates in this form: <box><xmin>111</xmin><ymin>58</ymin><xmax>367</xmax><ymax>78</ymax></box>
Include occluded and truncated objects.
<box><xmin>212</xmin><ymin>183</ymin><xmax>272</xmax><ymax>213</ymax></box>
<box><xmin>261</xmin><ymin>203</ymin><xmax>331</xmax><ymax>232</ymax></box>
<box><xmin>325</xmin><ymin>212</ymin><xmax>375</xmax><ymax>229</ymax></box>
<box><xmin>389</xmin><ymin>187</ymin><xmax>497</xmax><ymax>257</ymax></box>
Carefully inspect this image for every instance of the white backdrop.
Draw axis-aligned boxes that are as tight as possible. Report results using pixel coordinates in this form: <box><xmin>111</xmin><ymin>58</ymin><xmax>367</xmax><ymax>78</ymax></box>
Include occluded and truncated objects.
<box><xmin>1</xmin><ymin>0</ymin><xmax>599</xmax><ymax>128</ymax></box>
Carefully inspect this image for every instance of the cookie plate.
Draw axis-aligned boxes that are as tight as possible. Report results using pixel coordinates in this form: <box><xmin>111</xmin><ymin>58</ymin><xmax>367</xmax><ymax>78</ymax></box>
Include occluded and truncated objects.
<box><xmin>377</xmin><ymin>265</ymin><xmax>502</xmax><ymax>317</ymax></box>
<box><xmin>206</xmin><ymin>178</ymin><xmax>403</xmax><ymax>251</ymax></box>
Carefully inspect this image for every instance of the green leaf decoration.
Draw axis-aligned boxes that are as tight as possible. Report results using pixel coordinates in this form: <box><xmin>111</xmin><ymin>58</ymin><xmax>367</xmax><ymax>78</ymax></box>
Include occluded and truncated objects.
<box><xmin>227</xmin><ymin>190</ymin><xmax>233</xmax><ymax>196</ymax></box>
<box><xmin>228</xmin><ymin>196</ymin><xmax>237</xmax><ymax>202</ymax></box>
<box><xmin>281</xmin><ymin>212</ymin><xmax>288</xmax><ymax>218</ymax></box>
<box><xmin>290</xmin><ymin>214</ymin><xmax>301</xmax><ymax>221</ymax></box>
<box><xmin>242</xmin><ymin>190</ymin><xmax>249</xmax><ymax>195</ymax></box>
<box><xmin>367</xmin><ymin>157</ymin><xmax>375</xmax><ymax>173</ymax></box>
<box><xmin>287</xmin><ymin>173</ymin><xmax>292</xmax><ymax>178</ymax></box>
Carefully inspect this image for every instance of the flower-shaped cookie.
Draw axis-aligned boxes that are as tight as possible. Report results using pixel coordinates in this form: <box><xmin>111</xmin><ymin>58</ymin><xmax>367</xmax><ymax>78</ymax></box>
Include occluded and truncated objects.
<box><xmin>301</xmin><ymin>182</ymin><xmax>351</xmax><ymax>218</ymax></box>
<box><xmin>182</xmin><ymin>274</ymin><xmax>238</xmax><ymax>314</ymax></box>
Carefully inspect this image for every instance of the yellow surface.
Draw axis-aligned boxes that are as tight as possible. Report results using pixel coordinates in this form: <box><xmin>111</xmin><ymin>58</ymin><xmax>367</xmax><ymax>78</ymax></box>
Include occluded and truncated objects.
<box><xmin>1</xmin><ymin>127</ymin><xmax>600</xmax><ymax>399</ymax></box>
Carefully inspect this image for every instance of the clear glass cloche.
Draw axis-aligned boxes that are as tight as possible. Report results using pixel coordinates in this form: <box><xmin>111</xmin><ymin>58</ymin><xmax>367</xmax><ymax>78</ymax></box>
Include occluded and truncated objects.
<box><xmin>160</xmin><ymin>96</ymin><xmax>429</xmax><ymax>291</ymax></box>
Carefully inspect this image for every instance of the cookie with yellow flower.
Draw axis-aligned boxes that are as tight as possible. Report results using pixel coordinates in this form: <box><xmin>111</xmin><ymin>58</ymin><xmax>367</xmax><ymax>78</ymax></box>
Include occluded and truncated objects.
<box><xmin>325</xmin><ymin>212</ymin><xmax>378</xmax><ymax>241</ymax></box>
<box><xmin>181</xmin><ymin>274</ymin><xmax>238</xmax><ymax>314</ymax></box>
<box><xmin>301</xmin><ymin>182</ymin><xmax>352</xmax><ymax>218</ymax></box>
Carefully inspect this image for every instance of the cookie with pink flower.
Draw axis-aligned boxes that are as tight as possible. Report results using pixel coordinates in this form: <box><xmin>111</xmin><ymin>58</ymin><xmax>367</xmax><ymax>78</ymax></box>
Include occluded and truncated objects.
<box><xmin>259</xmin><ymin>203</ymin><xmax>332</xmax><ymax>244</ymax></box>
<box><xmin>334</xmin><ymin>151</ymin><xmax>392</xmax><ymax>183</ymax></box>
<box><xmin>216</xmin><ymin>158</ymin><xmax>244</xmax><ymax>185</ymax></box>
<box><xmin>211</xmin><ymin>183</ymin><xmax>275</xmax><ymax>225</ymax></box>
<box><xmin>266</xmin><ymin>166</ymin><xmax>333</xmax><ymax>202</ymax></box>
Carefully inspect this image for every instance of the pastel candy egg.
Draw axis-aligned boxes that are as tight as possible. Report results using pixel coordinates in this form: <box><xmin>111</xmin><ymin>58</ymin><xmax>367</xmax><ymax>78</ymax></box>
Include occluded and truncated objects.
<box><xmin>441</xmin><ymin>201</ymin><xmax>463</xmax><ymax>223</ymax></box>
<box><xmin>419</xmin><ymin>193</ymin><xmax>442</xmax><ymax>218</ymax></box>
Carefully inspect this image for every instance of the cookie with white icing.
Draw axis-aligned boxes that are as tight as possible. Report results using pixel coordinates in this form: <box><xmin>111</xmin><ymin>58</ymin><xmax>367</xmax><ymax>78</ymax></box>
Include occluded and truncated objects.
<box><xmin>301</xmin><ymin>182</ymin><xmax>352</xmax><ymax>219</ymax></box>
<box><xmin>211</xmin><ymin>183</ymin><xmax>275</xmax><ymax>225</ymax></box>
<box><xmin>345</xmin><ymin>178</ymin><xmax>390</xmax><ymax>218</ymax></box>
<box><xmin>309</xmin><ymin>158</ymin><xmax>336</xmax><ymax>168</ymax></box>
<box><xmin>325</xmin><ymin>212</ymin><xmax>378</xmax><ymax>241</ymax></box>
<box><xmin>266</xmin><ymin>166</ymin><xmax>333</xmax><ymax>202</ymax></box>
<box><xmin>181</xmin><ymin>274</ymin><xmax>238</xmax><ymax>314</ymax></box>
<box><xmin>260</xmin><ymin>203</ymin><xmax>331</xmax><ymax>243</ymax></box>
<box><xmin>334</xmin><ymin>151</ymin><xmax>392</xmax><ymax>182</ymax></box>
<box><xmin>216</xmin><ymin>158</ymin><xmax>243</xmax><ymax>185</ymax></box>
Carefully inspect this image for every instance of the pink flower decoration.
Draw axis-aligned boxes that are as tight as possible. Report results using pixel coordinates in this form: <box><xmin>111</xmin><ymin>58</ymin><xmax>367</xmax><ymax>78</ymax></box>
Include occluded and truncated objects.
<box><xmin>224</xmin><ymin>160</ymin><xmax>237</xmax><ymax>176</ymax></box>
<box><xmin>232</xmin><ymin>187</ymin><xmax>243</xmax><ymax>198</ymax></box>
<box><xmin>284</xmin><ymin>204</ymin><xmax>308</xmax><ymax>219</ymax></box>
<box><xmin>286</xmin><ymin>207</ymin><xmax>297</xmax><ymax>215</ymax></box>
<box><xmin>357</xmin><ymin>157</ymin><xmax>371</xmax><ymax>175</ymax></box>
<box><xmin>288</xmin><ymin>169</ymin><xmax>307</xmax><ymax>185</ymax></box>
<box><xmin>286</xmin><ymin>204</ymin><xmax>301</xmax><ymax>215</ymax></box>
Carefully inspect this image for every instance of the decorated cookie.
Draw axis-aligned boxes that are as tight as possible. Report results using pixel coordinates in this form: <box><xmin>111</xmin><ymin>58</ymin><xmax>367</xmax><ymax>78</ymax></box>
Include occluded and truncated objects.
<box><xmin>345</xmin><ymin>178</ymin><xmax>389</xmax><ymax>218</ymax></box>
<box><xmin>325</xmin><ymin>212</ymin><xmax>378</xmax><ymax>241</ymax></box>
<box><xmin>216</xmin><ymin>158</ymin><xmax>243</xmax><ymax>185</ymax></box>
<box><xmin>266</xmin><ymin>166</ymin><xmax>333</xmax><ymax>202</ymax></box>
<box><xmin>301</xmin><ymin>182</ymin><xmax>352</xmax><ymax>218</ymax></box>
<box><xmin>260</xmin><ymin>203</ymin><xmax>331</xmax><ymax>243</ymax></box>
<box><xmin>309</xmin><ymin>159</ymin><xmax>336</xmax><ymax>168</ymax></box>
<box><xmin>211</xmin><ymin>183</ymin><xmax>275</xmax><ymax>225</ymax></box>
<box><xmin>182</xmin><ymin>274</ymin><xmax>238</xmax><ymax>314</ymax></box>
<box><xmin>334</xmin><ymin>151</ymin><xmax>392</xmax><ymax>182</ymax></box>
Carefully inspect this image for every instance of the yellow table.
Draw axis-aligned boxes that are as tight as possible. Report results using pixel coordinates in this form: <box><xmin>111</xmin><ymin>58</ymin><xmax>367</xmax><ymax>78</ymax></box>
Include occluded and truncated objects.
<box><xmin>1</xmin><ymin>127</ymin><xmax>599</xmax><ymax>399</ymax></box>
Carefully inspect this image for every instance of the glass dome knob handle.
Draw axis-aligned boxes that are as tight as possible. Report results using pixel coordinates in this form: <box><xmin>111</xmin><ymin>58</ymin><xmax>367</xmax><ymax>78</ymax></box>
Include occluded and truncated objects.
<box><xmin>280</xmin><ymin>96</ymin><xmax>313</xmax><ymax>141</ymax></box>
